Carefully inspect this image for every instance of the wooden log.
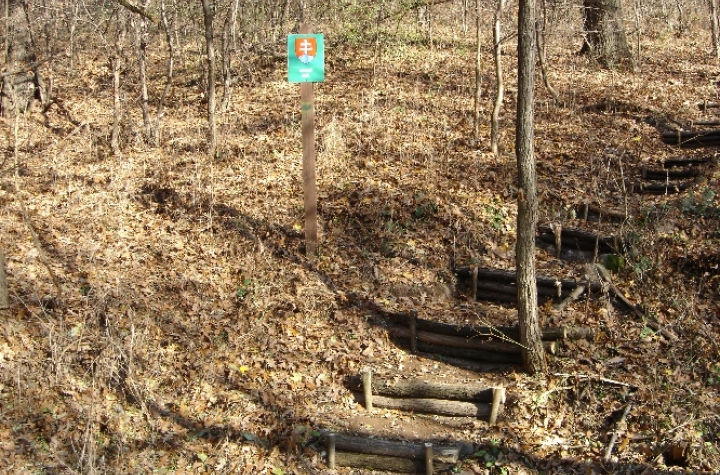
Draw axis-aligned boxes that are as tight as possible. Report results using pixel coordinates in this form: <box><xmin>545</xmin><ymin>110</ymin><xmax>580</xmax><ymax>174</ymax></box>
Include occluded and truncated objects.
<box><xmin>630</xmin><ymin>180</ymin><xmax>697</xmax><ymax>194</ymax></box>
<box><xmin>455</xmin><ymin>266</ymin><xmax>602</xmax><ymax>293</ymax></box>
<box><xmin>388</xmin><ymin>325</ymin><xmax>557</xmax><ymax>355</ymax></box>
<box><xmin>352</xmin><ymin>392</ymin><xmax>494</xmax><ymax>418</ymax></box>
<box><xmin>698</xmin><ymin>101</ymin><xmax>720</xmax><ymax>110</ymax></box>
<box><xmin>574</xmin><ymin>203</ymin><xmax>629</xmax><ymax>222</ymax></box>
<box><xmin>662</xmin><ymin>156</ymin><xmax>714</xmax><ymax>167</ymax></box>
<box><xmin>641</xmin><ymin>167</ymin><xmax>700</xmax><ymax>180</ymax></box>
<box><xmin>382</xmin><ymin>312</ymin><xmax>594</xmax><ymax>341</ymax></box>
<box><xmin>537</xmin><ymin>231</ymin><xmax>617</xmax><ymax>254</ymax></box>
<box><xmin>334</xmin><ymin>452</ymin><xmax>455</xmax><ymax>473</ymax></box>
<box><xmin>661</xmin><ymin>129</ymin><xmax>720</xmax><ymax>147</ymax></box>
<box><xmin>362</xmin><ymin>369</ymin><xmax>373</xmax><ymax>411</ymax></box>
<box><xmin>393</xmin><ymin>338</ymin><xmax>524</xmax><ymax>364</ymax></box>
<box><xmin>324</xmin><ymin>432</ymin><xmax>461</xmax><ymax>462</ymax></box>
<box><xmin>345</xmin><ymin>375</ymin><xmax>495</xmax><ymax>402</ymax></box>
<box><xmin>537</xmin><ymin>225</ymin><xmax>622</xmax><ymax>252</ymax></box>
<box><xmin>475</xmin><ymin>279</ymin><xmax>569</xmax><ymax>299</ymax></box>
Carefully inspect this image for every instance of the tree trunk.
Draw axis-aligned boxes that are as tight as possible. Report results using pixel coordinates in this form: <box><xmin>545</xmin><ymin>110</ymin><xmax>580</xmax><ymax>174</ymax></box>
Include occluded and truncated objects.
<box><xmin>472</xmin><ymin>0</ymin><xmax>482</xmax><ymax>141</ymax></box>
<box><xmin>490</xmin><ymin>0</ymin><xmax>506</xmax><ymax>157</ymax></box>
<box><xmin>154</xmin><ymin>0</ymin><xmax>175</xmax><ymax>147</ymax></box>
<box><xmin>200</xmin><ymin>0</ymin><xmax>217</xmax><ymax>156</ymax></box>
<box><xmin>353</xmin><ymin>392</ymin><xmax>493</xmax><ymax>418</ymax></box>
<box><xmin>1</xmin><ymin>0</ymin><xmax>37</xmax><ymax>116</ymax></box>
<box><xmin>0</xmin><ymin>246</ymin><xmax>8</xmax><ymax>309</ymax></box>
<box><xmin>580</xmin><ymin>0</ymin><xmax>633</xmax><ymax>67</ymax></box>
<box><xmin>136</xmin><ymin>0</ymin><xmax>152</xmax><ymax>142</ymax></box>
<box><xmin>111</xmin><ymin>10</ymin><xmax>126</xmax><ymax>156</ymax></box>
<box><xmin>710</xmin><ymin>0</ymin><xmax>720</xmax><ymax>58</ymax></box>
<box><xmin>516</xmin><ymin>0</ymin><xmax>547</xmax><ymax>374</ymax></box>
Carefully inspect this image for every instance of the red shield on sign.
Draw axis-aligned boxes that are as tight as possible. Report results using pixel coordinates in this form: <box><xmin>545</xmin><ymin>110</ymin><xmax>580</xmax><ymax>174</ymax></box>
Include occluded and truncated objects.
<box><xmin>295</xmin><ymin>37</ymin><xmax>317</xmax><ymax>64</ymax></box>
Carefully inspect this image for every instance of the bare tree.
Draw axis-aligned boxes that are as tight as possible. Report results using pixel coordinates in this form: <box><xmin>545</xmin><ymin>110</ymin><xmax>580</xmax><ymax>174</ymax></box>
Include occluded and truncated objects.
<box><xmin>0</xmin><ymin>246</ymin><xmax>8</xmax><ymax>309</ymax></box>
<box><xmin>134</xmin><ymin>0</ymin><xmax>153</xmax><ymax>142</ymax></box>
<box><xmin>490</xmin><ymin>0</ymin><xmax>506</xmax><ymax>157</ymax></box>
<box><xmin>710</xmin><ymin>0</ymin><xmax>720</xmax><ymax>58</ymax></box>
<box><xmin>200</xmin><ymin>0</ymin><xmax>217</xmax><ymax>156</ymax></box>
<box><xmin>472</xmin><ymin>0</ymin><xmax>482</xmax><ymax>141</ymax></box>
<box><xmin>111</xmin><ymin>8</ymin><xmax>128</xmax><ymax>156</ymax></box>
<box><xmin>516</xmin><ymin>0</ymin><xmax>547</xmax><ymax>374</ymax></box>
<box><xmin>1</xmin><ymin>0</ymin><xmax>39</xmax><ymax>116</ymax></box>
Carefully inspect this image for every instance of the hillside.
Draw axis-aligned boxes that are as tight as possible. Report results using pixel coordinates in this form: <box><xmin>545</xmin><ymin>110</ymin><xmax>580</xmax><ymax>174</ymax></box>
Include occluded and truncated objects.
<box><xmin>1</xmin><ymin>7</ymin><xmax>719</xmax><ymax>475</ymax></box>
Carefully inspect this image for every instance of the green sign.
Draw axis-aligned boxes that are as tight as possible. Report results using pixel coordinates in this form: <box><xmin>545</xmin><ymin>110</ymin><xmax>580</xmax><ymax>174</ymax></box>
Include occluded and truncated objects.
<box><xmin>288</xmin><ymin>34</ymin><xmax>325</xmax><ymax>83</ymax></box>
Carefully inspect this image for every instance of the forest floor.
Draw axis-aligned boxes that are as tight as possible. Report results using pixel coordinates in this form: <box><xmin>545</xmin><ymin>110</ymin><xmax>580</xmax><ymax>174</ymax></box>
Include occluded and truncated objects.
<box><xmin>1</xmin><ymin>22</ymin><xmax>720</xmax><ymax>475</ymax></box>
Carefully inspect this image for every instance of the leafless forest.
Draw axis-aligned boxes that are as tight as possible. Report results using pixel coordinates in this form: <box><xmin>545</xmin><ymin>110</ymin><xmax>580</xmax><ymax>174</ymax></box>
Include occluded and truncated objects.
<box><xmin>1</xmin><ymin>0</ymin><xmax>720</xmax><ymax>473</ymax></box>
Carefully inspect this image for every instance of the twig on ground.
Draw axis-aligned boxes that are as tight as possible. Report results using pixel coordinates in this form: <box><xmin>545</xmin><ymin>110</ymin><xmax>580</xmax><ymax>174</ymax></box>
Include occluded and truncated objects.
<box><xmin>603</xmin><ymin>402</ymin><xmax>633</xmax><ymax>462</ymax></box>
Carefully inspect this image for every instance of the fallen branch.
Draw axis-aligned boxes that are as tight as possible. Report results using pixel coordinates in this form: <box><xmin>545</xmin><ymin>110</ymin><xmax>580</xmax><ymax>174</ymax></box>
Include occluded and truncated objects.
<box><xmin>595</xmin><ymin>264</ymin><xmax>679</xmax><ymax>341</ymax></box>
<box><xmin>553</xmin><ymin>373</ymin><xmax>638</xmax><ymax>389</ymax></box>
<box><xmin>554</xmin><ymin>285</ymin><xmax>585</xmax><ymax>312</ymax></box>
<box><xmin>604</xmin><ymin>403</ymin><xmax>633</xmax><ymax>462</ymax></box>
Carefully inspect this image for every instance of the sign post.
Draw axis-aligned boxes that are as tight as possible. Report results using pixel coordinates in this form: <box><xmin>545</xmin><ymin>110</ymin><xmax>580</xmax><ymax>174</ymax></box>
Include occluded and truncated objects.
<box><xmin>288</xmin><ymin>25</ymin><xmax>324</xmax><ymax>256</ymax></box>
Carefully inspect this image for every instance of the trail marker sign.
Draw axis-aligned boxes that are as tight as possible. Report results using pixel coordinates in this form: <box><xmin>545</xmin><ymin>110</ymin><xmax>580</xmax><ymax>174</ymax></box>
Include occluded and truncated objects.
<box><xmin>288</xmin><ymin>34</ymin><xmax>324</xmax><ymax>83</ymax></box>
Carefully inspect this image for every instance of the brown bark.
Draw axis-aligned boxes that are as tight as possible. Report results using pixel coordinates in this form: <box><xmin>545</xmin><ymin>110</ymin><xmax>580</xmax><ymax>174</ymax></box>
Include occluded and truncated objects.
<box><xmin>334</xmin><ymin>452</ymin><xmax>454</xmax><ymax>473</ymax></box>
<box><xmin>490</xmin><ymin>0</ymin><xmax>506</xmax><ymax>156</ymax></box>
<box><xmin>472</xmin><ymin>0</ymin><xmax>482</xmax><ymax>140</ymax></box>
<box><xmin>581</xmin><ymin>0</ymin><xmax>633</xmax><ymax>68</ymax></box>
<box><xmin>346</xmin><ymin>375</ymin><xmax>495</xmax><ymax>402</ymax></box>
<box><xmin>1</xmin><ymin>0</ymin><xmax>38</xmax><ymax>116</ymax></box>
<box><xmin>388</xmin><ymin>325</ymin><xmax>557</xmax><ymax>354</ymax></box>
<box><xmin>353</xmin><ymin>392</ymin><xmax>493</xmax><ymax>418</ymax></box>
<box><xmin>324</xmin><ymin>433</ymin><xmax>460</xmax><ymax>462</ymax></box>
<box><xmin>710</xmin><ymin>0</ymin><xmax>720</xmax><ymax>59</ymax></box>
<box><xmin>517</xmin><ymin>0</ymin><xmax>547</xmax><ymax>374</ymax></box>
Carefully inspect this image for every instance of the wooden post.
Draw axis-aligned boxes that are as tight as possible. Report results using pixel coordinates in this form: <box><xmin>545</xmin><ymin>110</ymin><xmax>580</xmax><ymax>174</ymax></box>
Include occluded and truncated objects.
<box><xmin>408</xmin><ymin>310</ymin><xmax>418</xmax><ymax>354</ymax></box>
<box><xmin>361</xmin><ymin>369</ymin><xmax>373</xmax><ymax>411</ymax></box>
<box><xmin>489</xmin><ymin>387</ymin><xmax>506</xmax><ymax>425</ymax></box>
<box><xmin>424</xmin><ymin>443</ymin><xmax>433</xmax><ymax>475</ymax></box>
<box><xmin>300</xmin><ymin>23</ymin><xmax>318</xmax><ymax>257</ymax></box>
<box><xmin>471</xmin><ymin>266</ymin><xmax>478</xmax><ymax>301</ymax></box>
<box><xmin>327</xmin><ymin>432</ymin><xmax>336</xmax><ymax>469</ymax></box>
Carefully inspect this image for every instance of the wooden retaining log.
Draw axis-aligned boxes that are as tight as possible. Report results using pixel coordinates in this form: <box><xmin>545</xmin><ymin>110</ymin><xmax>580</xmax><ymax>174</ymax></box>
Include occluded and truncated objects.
<box><xmin>392</xmin><ymin>338</ymin><xmax>524</xmax><ymax>364</ymax></box>
<box><xmin>536</xmin><ymin>225</ymin><xmax>622</xmax><ymax>253</ymax></box>
<box><xmin>353</xmin><ymin>392</ymin><xmax>494</xmax><ymax>418</ymax></box>
<box><xmin>345</xmin><ymin>375</ymin><xmax>495</xmax><ymax>402</ymax></box>
<box><xmin>641</xmin><ymin>167</ymin><xmax>700</xmax><ymax>180</ymax></box>
<box><xmin>661</xmin><ymin>128</ymin><xmax>720</xmax><ymax>147</ymax></box>
<box><xmin>574</xmin><ymin>203</ymin><xmax>629</xmax><ymax>222</ymax></box>
<box><xmin>454</xmin><ymin>266</ymin><xmax>603</xmax><ymax>294</ymax></box>
<box><xmin>323</xmin><ymin>432</ymin><xmax>462</xmax><ymax>462</ymax></box>
<box><xmin>388</xmin><ymin>325</ymin><xmax>557</xmax><ymax>355</ymax></box>
<box><xmin>382</xmin><ymin>312</ymin><xmax>595</xmax><ymax>341</ymax></box>
<box><xmin>334</xmin><ymin>452</ymin><xmax>454</xmax><ymax>473</ymax></box>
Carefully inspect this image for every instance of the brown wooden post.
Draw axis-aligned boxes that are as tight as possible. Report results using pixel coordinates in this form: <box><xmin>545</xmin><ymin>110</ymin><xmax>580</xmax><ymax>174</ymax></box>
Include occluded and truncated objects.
<box><xmin>300</xmin><ymin>23</ymin><xmax>318</xmax><ymax>256</ymax></box>
<box><xmin>327</xmin><ymin>432</ymin><xmax>336</xmax><ymax>468</ymax></box>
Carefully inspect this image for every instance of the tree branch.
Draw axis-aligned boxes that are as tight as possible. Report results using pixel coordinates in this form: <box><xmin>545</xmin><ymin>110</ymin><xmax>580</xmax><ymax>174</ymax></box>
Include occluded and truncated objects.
<box><xmin>113</xmin><ymin>0</ymin><xmax>158</xmax><ymax>24</ymax></box>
